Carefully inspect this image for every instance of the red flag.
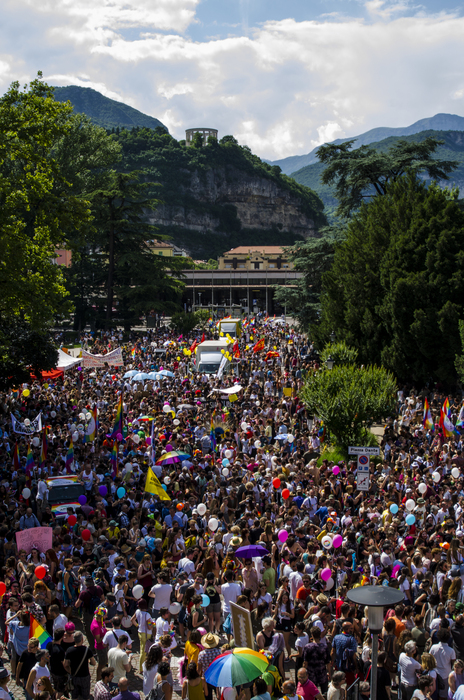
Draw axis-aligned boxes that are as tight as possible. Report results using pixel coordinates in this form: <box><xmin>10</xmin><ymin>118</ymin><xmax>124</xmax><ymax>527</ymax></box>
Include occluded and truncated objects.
<box><xmin>201</xmin><ymin>333</ymin><xmax>205</xmax><ymax>343</ymax></box>
<box><xmin>232</xmin><ymin>341</ymin><xmax>240</xmax><ymax>359</ymax></box>
<box><xmin>253</xmin><ymin>338</ymin><xmax>265</xmax><ymax>353</ymax></box>
<box><xmin>190</xmin><ymin>339</ymin><xmax>199</xmax><ymax>353</ymax></box>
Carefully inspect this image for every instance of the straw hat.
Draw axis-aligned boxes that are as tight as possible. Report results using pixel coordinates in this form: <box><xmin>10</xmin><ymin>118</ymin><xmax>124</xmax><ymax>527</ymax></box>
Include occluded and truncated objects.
<box><xmin>201</xmin><ymin>632</ymin><xmax>220</xmax><ymax>648</ymax></box>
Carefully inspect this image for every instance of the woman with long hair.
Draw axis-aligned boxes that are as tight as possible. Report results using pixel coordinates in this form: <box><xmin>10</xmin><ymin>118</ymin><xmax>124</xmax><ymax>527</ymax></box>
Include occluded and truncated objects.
<box><xmin>448</xmin><ymin>576</ymin><xmax>462</xmax><ymax>603</ymax></box>
<box><xmin>181</xmin><ymin>662</ymin><xmax>207</xmax><ymax>700</ymax></box>
<box><xmin>142</xmin><ymin>644</ymin><xmax>163</xmax><ymax>697</ymax></box>
<box><xmin>273</xmin><ymin>590</ymin><xmax>294</xmax><ymax>657</ymax></box>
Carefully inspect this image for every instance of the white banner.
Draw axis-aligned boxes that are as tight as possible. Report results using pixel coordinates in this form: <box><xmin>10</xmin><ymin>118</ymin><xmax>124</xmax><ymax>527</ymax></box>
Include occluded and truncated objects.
<box><xmin>11</xmin><ymin>412</ymin><xmax>42</xmax><ymax>435</ymax></box>
<box><xmin>216</xmin><ymin>355</ymin><xmax>228</xmax><ymax>380</ymax></box>
<box><xmin>82</xmin><ymin>347</ymin><xmax>124</xmax><ymax>368</ymax></box>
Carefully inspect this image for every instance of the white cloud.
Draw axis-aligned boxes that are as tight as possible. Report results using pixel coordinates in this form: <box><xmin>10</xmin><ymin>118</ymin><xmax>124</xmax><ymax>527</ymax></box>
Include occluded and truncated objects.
<box><xmin>2</xmin><ymin>1</ymin><xmax>464</xmax><ymax>159</ymax></box>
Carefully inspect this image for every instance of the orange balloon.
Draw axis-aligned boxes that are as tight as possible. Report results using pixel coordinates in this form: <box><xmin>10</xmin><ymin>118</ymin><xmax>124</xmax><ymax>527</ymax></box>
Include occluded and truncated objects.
<box><xmin>177</xmin><ymin>503</ymin><xmax>184</xmax><ymax>511</ymax></box>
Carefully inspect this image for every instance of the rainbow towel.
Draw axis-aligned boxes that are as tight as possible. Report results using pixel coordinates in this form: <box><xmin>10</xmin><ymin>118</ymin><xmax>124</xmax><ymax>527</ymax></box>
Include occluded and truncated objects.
<box><xmin>51</xmin><ymin>502</ymin><xmax>80</xmax><ymax>514</ymax></box>
<box><xmin>30</xmin><ymin>617</ymin><xmax>52</xmax><ymax>649</ymax></box>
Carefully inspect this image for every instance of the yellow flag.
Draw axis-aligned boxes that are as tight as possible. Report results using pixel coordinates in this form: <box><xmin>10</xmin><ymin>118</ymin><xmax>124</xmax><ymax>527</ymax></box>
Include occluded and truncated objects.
<box><xmin>144</xmin><ymin>468</ymin><xmax>171</xmax><ymax>501</ymax></box>
<box><xmin>229</xmin><ymin>394</ymin><xmax>238</xmax><ymax>403</ymax></box>
<box><xmin>283</xmin><ymin>387</ymin><xmax>293</xmax><ymax>397</ymax></box>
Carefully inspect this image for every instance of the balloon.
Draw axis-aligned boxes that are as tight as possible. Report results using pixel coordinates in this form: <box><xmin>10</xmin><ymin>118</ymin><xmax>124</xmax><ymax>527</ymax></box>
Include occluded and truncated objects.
<box><xmin>197</xmin><ymin>504</ymin><xmax>207</xmax><ymax>516</ymax></box>
<box><xmin>254</xmin><ymin>440</ymin><xmax>261</xmax><ymax>449</ymax></box>
<box><xmin>278</xmin><ymin>529</ymin><xmax>288</xmax><ymax>543</ymax></box>
<box><xmin>241</xmin><ymin>422</ymin><xmax>247</xmax><ymax>431</ymax></box>
<box><xmin>390</xmin><ymin>504</ymin><xmax>399</xmax><ymax>514</ymax></box>
<box><xmin>22</xmin><ymin>488</ymin><xmax>31</xmax><ymax>499</ymax></box>
<box><xmin>208</xmin><ymin>518</ymin><xmax>219</xmax><ymax>531</ymax></box>
<box><xmin>201</xmin><ymin>594</ymin><xmax>210</xmax><ymax>607</ymax></box>
<box><xmin>43</xmin><ymin>383</ymin><xmax>49</xmax><ymax>389</ymax></box>
<box><xmin>225</xmin><ymin>450</ymin><xmax>232</xmax><ymax>459</ymax></box>
<box><xmin>68</xmin><ymin>514</ymin><xmax>77</xmax><ymax>526</ymax></box>
<box><xmin>99</xmin><ymin>485</ymin><xmax>107</xmax><ymax>496</ymax></box>
<box><xmin>287</xmin><ymin>435</ymin><xmax>294</xmax><ymax>443</ymax></box>
<box><xmin>86</xmin><ymin>413</ymin><xmax>92</xmax><ymax>421</ymax></box>
<box><xmin>325</xmin><ymin>577</ymin><xmax>334</xmax><ymax>590</ymax></box>
<box><xmin>0</xmin><ymin>582</ymin><xmax>6</xmax><ymax>596</ymax></box>
<box><xmin>163</xmin><ymin>405</ymin><xmax>171</xmax><ymax>413</ymax></box>
<box><xmin>173</xmin><ymin>419</ymin><xmax>180</xmax><ymax>426</ymax></box>
<box><xmin>164</xmin><ymin>477</ymin><xmax>171</xmax><ymax>485</ymax></box>
<box><xmin>82</xmin><ymin>529</ymin><xmax>91</xmax><ymax>541</ymax></box>
<box><xmin>32</xmin><ymin>437</ymin><xmax>40</xmax><ymax>447</ymax></box>
<box><xmin>321</xmin><ymin>535</ymin><xmax>332</xmax><ymax>549</ymax></box>
<box><xmin>116</xmin><ymin>433</ymin><xmax>123</xmax><ymax>442</ymax></box>
<box><xmin>272</xmin><ymin>478</ymin><xmax>281</xmax><ymax>489</ymax></box>
<box><xmin>405</xmin><ymin>499</ymin><xmax>415</xmax><ymax>511</ymax></box>
<box><xmin>133</xmin><ymin>585</ymin><xmax>144</xmax><ymax>600</ymax></box>
<box><xmin>332</xmin><ymin>534</ymin><xmax>343</xmax><ymax>548</ymax></box>
<box><xmin>452</xmin><ymin>467</ymin><xmax>460</xmax><ymax>479</ymax></box>
<box><xmin>72</xmin><ymin>431</ymin><xmax>79</xmax><ymax>442</ymax></box>
<box><xmin>79</xmin><ymin>413</ymin><xmax>85</xmax><ymax>420</ymax></box>
<box><xmin>117</xmin><ymin>487</ymin><xmax>126</xmax><ymax>499</ymax></box>
<box><xmin>418</xmin><ymin>483</ymin><xmax>427</xmax><ymax>494</ymax></box>
<box><xmin>177</xmin><ymin>503</ymin><xmax>184</xmax><ymax>511</ymax></box>
<box><xmin>51</xmin><ymin>411</ymin><xmax>56</xmax><ymax>418</ymax></box>
<box><xmin>78</xmin><ymin>495</ymin><xmax>87</xmax><ymax>505</ymax></box>
<box><xmin>132</xmin><ymin>435</ymin><xmax>140</xmax><ymax>444</ymax></box>
<box><xmin>282</xmin><ymin>488</ymin><xmax>290</xmax><ymax>499</ymax></box>
<box><xmin>162</xmin><ymin>485</ymin><xmax>167</xmax><ymax>491</ymax></box>
<box><xmin>332</xmin><ymin>466</ymin><xmax>340</xmax><ymax>475</ymax></box>
<box><xmin>125</xmin><ymin>464</ymin><xmax>133</xmax><ymax>472</ymax></box>
<box><xmin>24</xmin><ymin>419</ymin><xmax>31</xmax><ymax>427</ymax></box>
<box><xmin>432</xmin><ymin>471</ymin><xmax>441</xmax><ymax>483</ymax></box>
<box><xmin>406</xmin><ymin>514</ymin><xmax>416</xmax><ymax>525</ymax></box>
<box><xmin>222</xmin><ymin>468</ymin><xmax>229</xmax><ymax>476</ymax></box>
<box><xmin>222</xmin><ymin>458</ymin><xmax>230</xmax><ymax>467</ymax></box>
<box><xmin>321</xmin><ymin>568</ymin><xmax>332</xmax><ymax>582</ymax></box>
<box><xmin>169</xmin><ymin>602</ymin><xmax>181</xmax><ymax>615</ymax></box>
<box><xmin>22</xmin><ymin>389</ymin><xmax>30</xmax><ymax>397</ymax></box>
<box><xmin>35</xmin><ymin>565</ymin><xmax>46</xmax><ymax>580</ymax></box>
<box><xmin>77</xmin><ymin>424</ymin><xmax>84</xmax><ymax>432</ymax></box>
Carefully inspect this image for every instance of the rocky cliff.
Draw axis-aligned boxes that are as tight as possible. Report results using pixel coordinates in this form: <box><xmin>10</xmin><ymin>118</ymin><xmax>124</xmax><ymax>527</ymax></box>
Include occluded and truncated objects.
<box><xmin>116</xmin><ymin>129</ymin><xmax>326</xmax><ymax>258</ymax></box>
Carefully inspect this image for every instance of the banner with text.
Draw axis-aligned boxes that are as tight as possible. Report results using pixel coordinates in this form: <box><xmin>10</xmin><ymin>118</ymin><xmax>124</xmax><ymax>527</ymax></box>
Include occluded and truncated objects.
<box><xmin>82</xmin><ymin>347</ymin><xmax>124</xmax><ymax>368</ymax></box>
<box><xmin>16</xmin><ymin>526</ymin><xmax>53</xmax><ymax>554</ymax></box>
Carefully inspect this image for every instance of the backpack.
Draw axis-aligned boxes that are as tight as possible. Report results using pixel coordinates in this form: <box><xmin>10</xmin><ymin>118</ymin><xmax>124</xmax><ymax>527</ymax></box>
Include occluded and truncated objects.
<box><xmin>147</xmin><ymin>681</ymin><xmax>166</xmax><ymax>700</ymax></box>
<box><xmin>86</xmin><ymin>588</ymin><xmax>102</xmax><ymax>615</ymax></box>
<box><xmin>266</xmin><ymin>664</ymin><xmax>282</xmax><ymax>696</ymax></box>
<box><xmin>340</xmin><ymin>639</ymin><xmax>357</xmax><ymax>673</ymax></box>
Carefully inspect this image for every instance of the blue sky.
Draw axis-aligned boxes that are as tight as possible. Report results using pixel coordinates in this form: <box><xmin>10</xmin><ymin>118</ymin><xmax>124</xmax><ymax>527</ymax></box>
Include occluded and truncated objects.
<box><xmin>1</xmin><ymin>0</ymin><xmax>464</xmax><ymax>159</ymax></box>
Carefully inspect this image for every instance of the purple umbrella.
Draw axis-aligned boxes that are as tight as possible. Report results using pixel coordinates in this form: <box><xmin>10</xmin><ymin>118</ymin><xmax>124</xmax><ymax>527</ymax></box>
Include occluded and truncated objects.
<box><xmin>234</xmin><ymin>544</ymin><xmax>269</xmax><ymax>558</ymax></box>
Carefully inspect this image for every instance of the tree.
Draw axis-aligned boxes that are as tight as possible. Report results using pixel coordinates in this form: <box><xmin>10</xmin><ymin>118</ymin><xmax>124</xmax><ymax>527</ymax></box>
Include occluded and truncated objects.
<box><xmin>455</xmin><ymin>320</ymin><xmax>464</xmax><ymax>384</ymax></box>
<box><xmin>317</xmin><ymin>137</ymin><xmax>458</xmax><ymax>218</ymax></box>
<box><xmin>301</xmin><ymin>363</ymin><xmax>397</xmax><ymax>453</ymax></box>
<box><xmin>195</xmin><ymin>309</ymin><xmax>211</xmax><ymax>330</ymax></box>
<box><xmin>0</xmin><ymin>75</ymin><xmax>94</xmax><ymax>326</ymax></box>
<box><xmin>317</xmin><ymin>175</ymin><xmax>464</xmax><ymax>383</ymax></box>
<box><xmin>0</xmin><ymin>318</ymin><xmax>58</xmax><ymax>390</ymax></box>
<box><xmin>170</xmin><ymin>312</ymin><xmax>198</xmax><ymax>335</ymax></box>
<box><xmin>273</xmin><ymin>226</ymin><xmax>345</xmax><ymax>328</ymax></box>
<box><xmin>320</xmin><ymin>341</ymin><xmax>358</xmax><ymax>367</ymax></box>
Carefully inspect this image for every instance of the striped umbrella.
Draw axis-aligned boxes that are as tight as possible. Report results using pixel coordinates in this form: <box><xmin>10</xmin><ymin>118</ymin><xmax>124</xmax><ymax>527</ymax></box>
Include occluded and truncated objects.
<box><xmin>204</xmin><ymin>648</ymin><xmax>269</xmax><ymax>687</ymax></box>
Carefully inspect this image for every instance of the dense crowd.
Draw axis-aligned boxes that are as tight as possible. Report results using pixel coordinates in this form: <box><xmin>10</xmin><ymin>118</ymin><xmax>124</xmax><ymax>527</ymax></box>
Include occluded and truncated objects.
<box><xmin>0</xmin><ymin>318</ymin><xmax>463</xmax><ymax>700</ymax></box>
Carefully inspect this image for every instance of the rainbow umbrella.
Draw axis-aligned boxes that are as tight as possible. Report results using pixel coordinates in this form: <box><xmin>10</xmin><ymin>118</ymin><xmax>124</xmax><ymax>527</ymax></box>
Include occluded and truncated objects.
<box><xmin>204</xmin><ymin>648</ymin><xmax>269</xmax><ymax>687</ymax></box>
<box><xmin>155</xmin><ymin>451</ymin><xmax>191</xmax><ymax>465</ymax></box>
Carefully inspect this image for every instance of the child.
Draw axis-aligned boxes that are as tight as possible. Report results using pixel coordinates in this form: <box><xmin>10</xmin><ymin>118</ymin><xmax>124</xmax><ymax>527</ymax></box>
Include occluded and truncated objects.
<box><xmin>290</xmin><ymin>622</ymin><xmax>309</xmax><ymax>674</ymax></box>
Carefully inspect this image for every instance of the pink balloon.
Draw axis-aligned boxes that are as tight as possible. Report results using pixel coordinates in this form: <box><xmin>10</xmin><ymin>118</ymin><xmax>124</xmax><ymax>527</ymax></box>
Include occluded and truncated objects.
<box><xmin>332</xmin><ymin>534</ymin><xmax>343</xmax><ymax>548</ymax></box>
<box><xmin>278</xmin><ymin>529</ymin><xmax>288</xmax><ymax>543</ymax></box>
<box><xmin>321</xmin><ymin>567</ymin><xmax>332</xmax><ymax>582</ymax></box>
<box><xmin>332</xmin><ymin>466</ymin><xmax>340</xmax><ymax>475</ymax></box>
<box><xmin>146</xmin><ymin>437</ymin><xmax>151</xmax><ymax>446</ymax></box>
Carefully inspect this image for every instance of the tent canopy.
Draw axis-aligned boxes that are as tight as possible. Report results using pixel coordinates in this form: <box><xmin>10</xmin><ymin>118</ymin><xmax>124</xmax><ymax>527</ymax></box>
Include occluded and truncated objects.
<box><xmin>57</xmin><ymin>348</ymin><xmax>80</xmax><ymax>370</ymax></box>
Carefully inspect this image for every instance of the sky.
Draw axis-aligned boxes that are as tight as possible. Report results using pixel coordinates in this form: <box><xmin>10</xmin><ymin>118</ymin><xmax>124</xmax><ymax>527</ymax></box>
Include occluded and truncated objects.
<box><xmin>2</xmin><ymin>0</ymin><xmax>464</xmax><ymax>160</ymax></box>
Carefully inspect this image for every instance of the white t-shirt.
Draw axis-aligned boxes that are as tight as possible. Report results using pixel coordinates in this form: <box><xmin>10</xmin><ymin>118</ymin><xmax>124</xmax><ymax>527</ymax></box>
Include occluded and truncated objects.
<box><xmin>430</xmin><ymin>642</ymin><xmax>456</xmax><ymax>679</ymax></box>
<box><xmin>108</xmin><ymin>647</ymin><xmax>130</xmax><ymax>682</ymax></box>
<box><xmin>135</xmin><ymin>610</ymin><xmax>153</xmax><ymax>635</ymax></box>
<box><xmin>103</xmin><ymin>628</ymin><xmax>132</xmax><ymax>650</ymax></box>
<box><xmin>178</xmin><ymin>558</ymin><xmax>195</xmax><ymax>575</ymax></box>
<box><xmin>150</xmin><ymin>583</ymin><xmax>172</xmax><ymax>611</ymax></box>
<box><xmin>398</xmin><ymin>653</ymin><xmax>422</xmax><ymax>686</ymax></box>
<box><xmin>155</xmin><ymin>616</ymin><xmax>170</xmax><ymax>643</ymax></box>
<box><xmin>221</xmin><ymin>582</ymin><xmax>242</xmax><ymax>614</ymax></box>
<box><xmin>53</xmin><ymin>614</ymin><xmax>68</xmax><ymax>632</ymax></box>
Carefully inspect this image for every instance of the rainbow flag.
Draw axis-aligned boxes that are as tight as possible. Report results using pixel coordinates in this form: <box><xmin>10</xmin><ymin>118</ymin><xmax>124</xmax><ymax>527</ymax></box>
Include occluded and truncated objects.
<box><xmin>131</xmin><ymin>347</ymin><xmax>136</xmax><ymax>358</ymax></box>
<box><xmin>111</xmin><ymin>441</ymin><xmax>118</xmax><ymax>479</ymax></box>
<box><xmin>65</xmin><ymin>440</ymin><xmax>74</xmax><ymax>473</ymax></box>
<box><xmin>443</xmin><ymin>397</ymin><xmax>451</xmax><ymax>417</ymax></box>
<box><xmin>318</xmin><ymin>422</ymin><xmax>326</xmax><ymax>443</ymax></box>
<box><xmin>210</xmin><ymin>412</ymin><xmax>217</xmax><ymax>452</ymax></box>
<box><xmin>457</xmin><ymin>404</ymin><xmax>464</xmax><ymax>430</ymax></box>
<box><xmin>25</xmin><ymin>444</ymin><xmax>35</xmax><ymax>474</ymax></box>
<box><xmin>111</xmin><ymin>395</ymin><xmax>123</xmax><ymax>438</ymax></box>
<box><xmin>84</xmin><ymin>406</ymin><xmax>98</xmax><ymax>443</ymax></box>
<box><xmin>423</xmin><ymin>398</ymin><xmax>434</xmax><ymax>431</ymax></box>
<box><xmin>39</xmin><ymin>428</ymin><xmax>47</xmax><ymax>467</ymax></box>
<box><xmin>29</xmin><ymin>617</ymin><xmax>52</xmax><ymax>649</ymax></box>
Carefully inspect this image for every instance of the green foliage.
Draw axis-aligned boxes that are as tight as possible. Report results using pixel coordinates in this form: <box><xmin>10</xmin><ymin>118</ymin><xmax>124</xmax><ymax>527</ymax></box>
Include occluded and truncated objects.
<box><xmin>0</xmin><ymin>317</ymin><xmax>58</xmax><ymax>390</ymax></box>
<box><xmin>302</xmin><ymin>363</ymin><xmax>397</xmax><ymax>452</ymax></box>
<box><xmin>273</xmin><ymin>225</ymin><xmax>345</xmax><ymax>328</ymax></box>
<box><xmin>320</xmin><ymin>342</ymin><xmax>358</xmax><ymax>367</ymax></box>
<box><xmin>317</xmin><ymin>174</ymin><xmax>464</xmax><ymax>383</ymax></box>
<box><xmin>195</xmin><ymin>309</ymin><xmax>211</xmax><ymax>329</ymax></box>
<box><xmin>53</xmin><ymin>86</ymin><xmax>167</xmax><ymax>131</ymax></box>
<box><xmin>455</xmin><ymin>320</ymin><xmax>464</xmax><ymax>383</ymax></box>
<box><xmin>170</xmin><ymin>312</ymin><xmax>198</xmax><ymax>335</ymax></box>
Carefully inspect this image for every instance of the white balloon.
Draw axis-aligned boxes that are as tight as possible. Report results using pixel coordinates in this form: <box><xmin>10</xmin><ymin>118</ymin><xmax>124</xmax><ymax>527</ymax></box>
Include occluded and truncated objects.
<box><xmin>125</xmin><ymin>464</ymin><xmax>133</xmax><ymax>472</ymax></box>
<box><xmin>163</xmin><ymin>405</ymin><xmax>171</xmax><ymax>413</ymax></box>
<box><xmin>325</xmin><ymin>577</ymin><xmax>334</xmax><ymax>590</ymax></box>
<box><xmin>50</xmin><ymin>411</ymin><xmax>56</xmax><ymax>418</ymax></box>
<box><xmin>208</xmin><ymin>517</ymin><xmax>219</xmax><ymax>532</ymax></box>
<box><xmin>85</xmin><ymin>413</ymin><xmax>92</xmax><ymax>421</ymax></box>
<box><xmin>405</xmin><ymin>499</ymin><xmax>415</xmax><ymax>511</ymax></box>
<box><xmin>79</xmin><ymin>413</ymin><xmax>85</xmax><ymax>420</ymax></box>
<box><xmin>452</xmin><ymin>467</ymin><xmax>460</xmax><ymax>479</ymax></box>
<box><xmin>197</xmin><ymin>504</ymin><xmax>207</xmax><ymax>516</ymax></box>
<box><xmin>31</xmin><ymin>437</ymin><xmax>40</xmax><ymax>447</ymax></box>
<box><xmin>72</xmin><ymin>431</ymin><xmax>79</xmax><ymax>442</ymax></box>
<box><xmin>77</xmin><ymin>424</ymin><xmax>84</xmax><ymax>431</ymax></box>
<box><xmin>169</xmin><ymin>602</ymin><xmax>181</xmax><ymax>615</ymax></box>
<box><xmin>173</xmin><ymin>419</ymin><xmax>180</xmax><ymax>426</ymax></box>
<box><xmin>132</xmin><ymin>434</ymin><xmax>140</xmax><ymax>444</ymax></box>
<box><xmin>432</xmin><ymin>471</ymin><xmax>441</xmax><ymax>483</ymax></box>
<box><xmin>241</xmin><ymin>422</ymin><xmax>247</xmax><ymax>431</ymax></box>
<box><xmin>321</xmin><ymin>536</ymin><xmax>332</xmax><ymax>549</ymax></box>
<box><xmin>133</xmin><ymin>585</ymin><xmax>144</xmax><ymax>599</ymax></box>
<box><xmin>254</xmin><ymin>440</ymin><xmax>261</xmax><ymax>449</ymax></box>
<box><xmin>287</xmin><ymin>435</ymin><xmax>295</xmax><ymax>443</ymax></box>
<box><xmin>222</xmin><ymin>468</ymin><xmax>229</xmax><ymax>476</ymax></box>
<box><xmin>23</xmin><ymin>419</ymin><xmax>31</xmax><ymax>427</ymax></box>
<box><xmin>164</xmin><ymin>477</ymin><xmax>171</xmax><ymax>485</ymax></box>
<box><xmin>418</xmin><ymin>483</ymin><xmax>427</xmax><ymax>495</ymax></box>
<box><xmin>22</xmin><ymin>488</ymin><xmax>31</xmax><ymax>499</ymax></box>
<box><xmin>224</xmin><ymin>450</ymin><xmax>232</xmax><ymax>459</ymax></box>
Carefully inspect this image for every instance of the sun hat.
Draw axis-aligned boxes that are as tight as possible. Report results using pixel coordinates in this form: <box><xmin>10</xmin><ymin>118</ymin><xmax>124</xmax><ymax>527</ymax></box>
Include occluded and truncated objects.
<box><xmin>201</xmin><ymin>632</ymin><xmax>220</xmax><ymax>648</ymax></box>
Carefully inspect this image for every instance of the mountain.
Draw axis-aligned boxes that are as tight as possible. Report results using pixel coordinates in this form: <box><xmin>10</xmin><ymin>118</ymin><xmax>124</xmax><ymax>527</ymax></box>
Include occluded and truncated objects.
<box><xmin>269</xmin><ymin>113</ymin><xmax>464</xmax><ymax>175</ymax></box>
<box><xmin>115</xmin><ymin>130</ymin><xmax>327</xmax><ymax>258</ymax></box>
<box><xmin>53</xmin><ymin>86</ymin><xmax>168</xmax><ymax>132</ymax></box>
<box><xmin>291</xmin><ymin>129</ymin><xmax>464</xmax><ymax>214</ymax></box>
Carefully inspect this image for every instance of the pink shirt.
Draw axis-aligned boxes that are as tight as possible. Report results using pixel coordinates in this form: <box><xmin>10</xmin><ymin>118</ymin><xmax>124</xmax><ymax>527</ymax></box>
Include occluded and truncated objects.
<box><xmin>297</xmin><ymin>679</ymin><xmax>320</xmax><ymax>700</ymax></box>
<box><xmin>90</xmin><ymin>619</ymin><xmax>107</xmax><ymax>650</ymax></box>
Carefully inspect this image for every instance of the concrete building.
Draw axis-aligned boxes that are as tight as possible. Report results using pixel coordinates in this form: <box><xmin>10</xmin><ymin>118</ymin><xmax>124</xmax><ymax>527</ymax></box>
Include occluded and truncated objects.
<box><xmin>218</xmin><ymin>245</ymin><xmax>293</xmax><ymax>271</ymax></box>
<box><xmin>185</xmin><ymin>128</ymin><xmax>218</xmax><ymax>146</ymax></box>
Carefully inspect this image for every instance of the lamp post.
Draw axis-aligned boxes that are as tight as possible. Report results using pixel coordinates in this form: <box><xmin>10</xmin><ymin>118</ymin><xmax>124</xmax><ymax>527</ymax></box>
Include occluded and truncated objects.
<box><xmin>347</xmin><ymin>586</ymin><xmax>403</xmax><ymax>700</ymax></box>
<box><xmin>330</xmin><ymin>330</ymin><xmax>336</xmax><ymax>344</ymax></box>
<box><xmin>326</xmin><ymin>355</ymin><xmax>334</xmax><ymax>370</ymax></box>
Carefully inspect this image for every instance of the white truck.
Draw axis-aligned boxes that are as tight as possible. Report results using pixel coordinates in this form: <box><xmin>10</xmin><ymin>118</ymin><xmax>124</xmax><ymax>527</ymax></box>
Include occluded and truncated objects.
<box><xmin>218</xmin><ymin>318</ymin><xmax>242</xmax><ymax>338</ymax></box>
<box><xmin>192</xmin><ymin>339</ymin><xmax>233</xmax><ymax>375</ymax></box>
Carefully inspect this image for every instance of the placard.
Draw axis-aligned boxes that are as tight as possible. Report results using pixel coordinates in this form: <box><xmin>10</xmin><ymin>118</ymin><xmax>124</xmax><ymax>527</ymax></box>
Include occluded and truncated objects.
<box><xmin>16</xmin><ymin>526</ymin><xmax>53</xmax><ymax>554</ymax></box>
